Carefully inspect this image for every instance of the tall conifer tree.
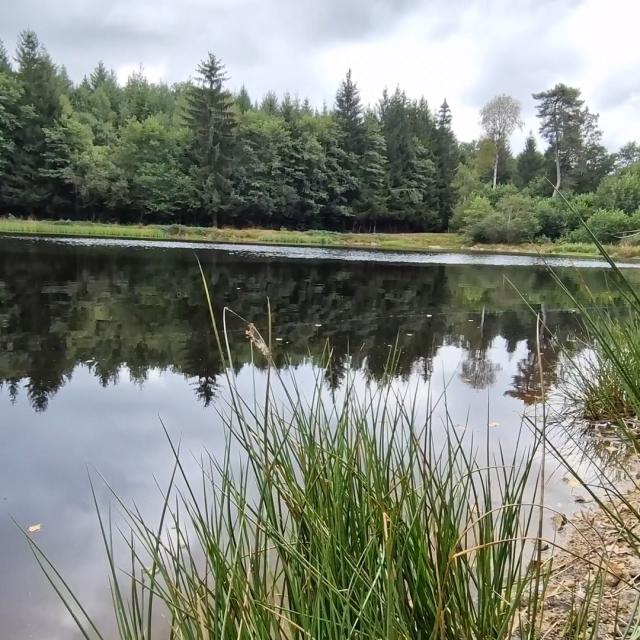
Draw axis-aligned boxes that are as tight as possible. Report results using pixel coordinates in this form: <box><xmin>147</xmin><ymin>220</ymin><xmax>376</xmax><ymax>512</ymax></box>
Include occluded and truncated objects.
<box><xmin>335</xmin><ymin>69</ymin><xmax>365</xmax><ymax>155</ymax></box>
<box><xmin>184</xmin><ymin>53</ymin><xmax>236</xmax><ymax>226</ymax></box>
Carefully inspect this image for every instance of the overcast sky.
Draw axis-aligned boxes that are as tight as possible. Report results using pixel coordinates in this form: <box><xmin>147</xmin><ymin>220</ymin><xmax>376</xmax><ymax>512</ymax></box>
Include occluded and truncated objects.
<box><xmin>2</xmin><ymin>0</ymin><xmax>639</xmax><ymax>151</ymax></box>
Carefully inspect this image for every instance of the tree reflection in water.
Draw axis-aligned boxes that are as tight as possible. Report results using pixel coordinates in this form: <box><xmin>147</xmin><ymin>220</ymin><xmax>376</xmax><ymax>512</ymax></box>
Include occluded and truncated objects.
<box><xmin>0</xmin><ymin>237</ymin><xmax>632</xmax><ymax>411</ymax></box>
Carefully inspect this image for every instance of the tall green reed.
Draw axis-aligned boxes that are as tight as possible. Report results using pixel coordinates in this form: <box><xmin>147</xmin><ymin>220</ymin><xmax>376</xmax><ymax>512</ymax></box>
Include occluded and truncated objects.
<box><xmin>27</xmin><ymin>269</ymin><xmax>558</xmax><ymax>639</ymax></box>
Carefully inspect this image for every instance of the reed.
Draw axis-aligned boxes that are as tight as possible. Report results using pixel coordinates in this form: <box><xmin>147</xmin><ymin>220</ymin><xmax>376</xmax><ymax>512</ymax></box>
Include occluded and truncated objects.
<box><xmin>27</xmin><ymin>281</ymin><xmax>557</xmax><ymax>639</ymax></box>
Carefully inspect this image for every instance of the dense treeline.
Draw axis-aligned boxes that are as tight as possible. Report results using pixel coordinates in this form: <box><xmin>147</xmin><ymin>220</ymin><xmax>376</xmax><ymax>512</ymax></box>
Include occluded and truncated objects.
<box><xmin>0</xmin><ymin>31</ymin><xmax>458</xmax><ymax>231</ymax></box>
<box><xmin>0</xmin><ymin>30</ymin><xmax>639</xmax><ymax>237</ymax></box>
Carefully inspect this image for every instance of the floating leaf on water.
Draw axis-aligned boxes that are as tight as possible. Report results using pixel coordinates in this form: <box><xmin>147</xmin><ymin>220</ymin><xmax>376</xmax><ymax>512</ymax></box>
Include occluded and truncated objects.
<box><xmin>27</xmin><ymin>524</ymin><xmax>41</xmax><ymax>533</ymax></box>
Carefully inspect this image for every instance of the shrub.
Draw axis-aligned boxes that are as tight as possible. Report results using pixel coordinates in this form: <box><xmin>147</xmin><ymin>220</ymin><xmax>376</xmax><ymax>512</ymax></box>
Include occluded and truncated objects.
<box><xmin>453</xmin><ymin>194</ymin><xmax>540</xmax><ymax>244</ymax></box>
<box><xmin>482</xmin><ymin>194</ymin><xmax>540</xmax><ymax>244</ymax></box>
<box><xmin>527</xmin><ymin>175</ymin><xmax>554</xmax><ymax>198</ymax></box>
<box><xmin>569</xmin><ymin>208</ymin><xmax>634</xmax><ymax>243</ymax></box>
<box><xmin>596</xmin><ymin>164</ymin><xmax>640</xmax><ymax>213</ymax></box>
<box><xmin>450</xmin><ymin>194</ymin><xmax>493</xmax><ymax>231</ymax></box>
<box><xmin>533</xmin><ymin>199</ymin><xmax>568</xmax><ymax>239</ymax></box>
<box><xmin>566</xmin><ymin>193</ymin><xmax>598</xmax><ymax>222</ymax></box>
<box><xmin>481</xmin><ymin>183</ymin><xmax>520</xmax><ymax>207</ymax></box>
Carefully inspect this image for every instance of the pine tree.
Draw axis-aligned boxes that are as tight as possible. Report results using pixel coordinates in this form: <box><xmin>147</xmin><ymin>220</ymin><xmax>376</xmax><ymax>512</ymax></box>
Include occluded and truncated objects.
<box><xmin>515</xmin><ymin>133</ymin><xmax>544</xmax><ymax>187</ymax></box>
<box><xmin>380</xmin><ymin>88</ymin><xmax>414</xmax><ymax>189</ymax></box>
<box><xmin>90</xmin><ymin>61</ymin><xmax>110</xmax><ymax>89</ymax></box>
<box><xmin>434</xmin><ymin>99</ymin><xmax>459</xmax><ymax>229</ymax></box>
<box><xmin>0</xmin><ymin>40</ymin><xmax>11</xmax><ymax>74</ymax></box>
<box><xmin>280</xmin><ymin>92</ymin><xmax>299</xmax><ymax>122</ymax></box>
<box><xmin>409</xmin><ymin>97</ymin><xmax>435</xmax><ymax>147</ymax></box>
<box><xmin>184</xmin><ymin>52</ymin><xmax>236</xmax><ymax>227</ymax></box>
<box><xmin>335</xmin><ymin>69</ymin><xmax>365</xmax><ymax>155</ymax></box>
<box><xmin>16</xmin><ymin>30</ymin><xmax>61</xmax><ymax>123</ymax></box>
<box><xmin>533</xmin><ymin>84</ymin><xmax>585</xmax><ymax>196</ymax></box>
<box><xmin>260</xmin><ymin>91</ymin><xmax>279</xmax><ymax>116</ymax></box>
<box><xmin>123</xmin><ymin>68</ymin><xmax>152</xmax><ymax>121</ymax></box>
<box><xmin>4</xmin><ymin>31</ymin><xmax>63</xmax><ymax>213</ymax></box>
<box><xmin>572</xmin><ymin>109</ymin><xmax>614</xmax><ymax>193</ymax></box>
<box><xmin>0</xmin><ymin>73</ymin><xmax>22</xmax><ymax>175</ymax></box>
<box><xmin>356</xmin><ymin>114</ymin><xmax>388</xmax><ymax>227</ymax></box>
<box><xmin>235</xmin><ymin>85</ymin><xmax>252</xmax><ymax>113</ymax></box>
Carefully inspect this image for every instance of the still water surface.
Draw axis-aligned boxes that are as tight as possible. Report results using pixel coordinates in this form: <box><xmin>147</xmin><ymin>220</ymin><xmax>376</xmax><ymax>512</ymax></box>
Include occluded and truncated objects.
<box><xmin>0</xmin><ymin>236</ymin><xmax>637</xmax><ymax>638</ymax></box>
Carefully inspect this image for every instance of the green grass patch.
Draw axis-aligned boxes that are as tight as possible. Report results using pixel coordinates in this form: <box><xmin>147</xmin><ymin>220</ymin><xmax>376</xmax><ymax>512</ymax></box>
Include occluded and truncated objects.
<box><xmin>6</xmin><ymin>216</ymin><xmax>640</xmax><ymax>259</ymax></box>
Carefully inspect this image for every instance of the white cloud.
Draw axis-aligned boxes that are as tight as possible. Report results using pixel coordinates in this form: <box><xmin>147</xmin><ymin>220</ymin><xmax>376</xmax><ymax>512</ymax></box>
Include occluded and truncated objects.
<box><xmin>2</xmin><ymin>0</ymin><xmax>639</xmax><ymax>151</ymax></box>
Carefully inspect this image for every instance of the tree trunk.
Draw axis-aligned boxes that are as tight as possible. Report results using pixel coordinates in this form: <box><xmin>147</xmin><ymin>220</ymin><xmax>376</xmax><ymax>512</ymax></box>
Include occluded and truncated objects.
<box><xmin>492</xmin><ymin>147</ymin><xmax>499</xmax><ymax>189</ymax></box>
<box><xmin>552</xmin><ymin>145</ymin><xmax>561</xmax><ymax>197</ymax></box>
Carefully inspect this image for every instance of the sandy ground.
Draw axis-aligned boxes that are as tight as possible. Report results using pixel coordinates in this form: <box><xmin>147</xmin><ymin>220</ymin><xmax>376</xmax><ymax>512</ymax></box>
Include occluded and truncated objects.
<box><xmin>539</xmin><ymin>458</ymin><xmax>640</xmax><ymax>639</ymax></box>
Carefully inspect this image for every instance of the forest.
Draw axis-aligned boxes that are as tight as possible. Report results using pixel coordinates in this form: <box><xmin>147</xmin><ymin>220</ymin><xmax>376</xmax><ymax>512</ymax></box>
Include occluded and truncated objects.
<box><xmin>1</xmin><ymin>30</ymin><xmax>639</xmax><ymax>240</ymax></box>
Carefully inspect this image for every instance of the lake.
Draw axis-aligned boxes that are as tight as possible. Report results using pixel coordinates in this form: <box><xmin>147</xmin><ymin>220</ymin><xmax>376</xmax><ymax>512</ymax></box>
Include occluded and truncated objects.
<box><xmin>0</xmin><ymin>236</ymin><xmax>636</xmax><ymax>638</ymax></box>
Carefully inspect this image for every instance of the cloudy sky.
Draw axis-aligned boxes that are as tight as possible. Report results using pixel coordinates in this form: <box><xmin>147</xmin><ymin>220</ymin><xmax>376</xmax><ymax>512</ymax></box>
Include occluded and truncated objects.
<box><xmin>2</xmin><ymin>0</ymin><xmax>639</xmax><ymax>151</ymax></box>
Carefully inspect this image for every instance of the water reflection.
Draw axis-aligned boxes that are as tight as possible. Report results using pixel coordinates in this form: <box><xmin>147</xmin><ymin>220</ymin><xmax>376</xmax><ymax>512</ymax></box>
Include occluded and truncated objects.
<box><xmin>0</xmin><ymin>237</ymin><xmax>636</xmax><ymax>638</ymax></box>
<box><xmin>0</xmin><ymin>237</ymin><xmax>625</xmax><ymax>412</ymax></box>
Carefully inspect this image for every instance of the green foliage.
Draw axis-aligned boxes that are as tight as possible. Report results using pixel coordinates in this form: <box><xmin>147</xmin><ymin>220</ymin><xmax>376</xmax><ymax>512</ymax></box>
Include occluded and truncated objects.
<box><xmin>184</xmin><ymin>53</ymin><xmax>236</xmax><ymax>226</ymax></box>
<box><xmin>0</xmin><ymin>72</ymin><xmax>23</xmax><ymax>173</ymax></box>
<box><xmin>334</xmin><ymin>69</ymin><xmax>365</xmax><ymax>155</ymax></box>
<box><xmin>533</xmin><ymin>84</ymin><xmax>612</xmax><ymax>195</ymax></box>
<box><xmin>450</xmin><ymin>194</ymin><xmax>493</xmax><ymax>231</ymax></box>
<box><xmin>0</xmin><ymin>40</ymin><xmax>11</xmax><ymax>74</ymax></box>
<box><xmin>454</xmin><ymin>193</ymin><xmax>540</xmax><ymax>244</ymax></box>
<box><xmin>481</xmin><ymin>183</ymin><xmax>520</xmax><ymax>207</ymax></box>
<box><xmin>452</xmin><ymin>162</ymin><xmax>482</xmax><ymax>204</ymax></box>
<box><xmin>569</xmin><ymin>208</ymin><xmax>638</xmax><ymax>243</ymax></box>
<box><xmin>434</xmin><ymin>100</ymin><xmax>460</xmax><ymax>228</ymax></box>
<box><xmin>374</xmin><ymin>88</ymin><xmax>447</xmax><ymax>230</ymax></box>
<box><xmin>596</xmin><ymin>164</ymin><xmax>640</xmax><ymax>214</ymax></box>
<box><xmin>259</xmin><ymin>90</ymin><xmax>279</xmax><ymax>116</ymax></box>
<box><xmin>533</xmin><ymin>198</ymin><xmax>569</xmax><ymax>239</ymax></box>
<box><xmin>112</xmin><ymin>116</ymin><xmax>193</xmax><ymax>220</ymax></box>
<box><xmin>235</xmin><ymin>84</ymin><xmax>252</xmax><ymax>114</ymax></box>
<box><xmin>615</xmin><ymin>141</ymin><xmax>640</xmax><ymax>171</ymax></box>
<box><xmin>355</xmin><ymin>114</ymin><xmax>388</xmax><ymax>225</ymax></box>
<box><xmin>516</xmin><ymin>134</ymin><xmax>545</xmax><ymax>187</ymax></box>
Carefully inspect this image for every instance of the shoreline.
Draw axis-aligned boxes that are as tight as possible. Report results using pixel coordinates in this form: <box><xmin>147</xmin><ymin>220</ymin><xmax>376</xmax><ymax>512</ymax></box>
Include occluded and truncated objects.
<box><xmin>1</xmin><ymin>218</ymin><xmax>639</xmax><ymax>262</ymax></box>
<box><xmin>541</xmin><ymin>457</ymin><xmax>640</xmax><ymax>638</ymax></box>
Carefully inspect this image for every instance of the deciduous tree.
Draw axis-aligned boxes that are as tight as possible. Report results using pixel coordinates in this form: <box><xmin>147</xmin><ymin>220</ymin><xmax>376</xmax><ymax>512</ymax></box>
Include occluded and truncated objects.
<box><xmin>480</xmin><ymin>94</ymin><xmax>522</xmax><ymax>189</ymax></box>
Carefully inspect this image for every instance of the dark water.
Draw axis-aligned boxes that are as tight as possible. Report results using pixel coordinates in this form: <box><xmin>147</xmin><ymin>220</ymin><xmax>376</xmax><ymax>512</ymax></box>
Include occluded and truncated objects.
<box><xmin>0</xmin><ymin>236</ymin><xmax>635</xmax><ymax>638</ymax></box>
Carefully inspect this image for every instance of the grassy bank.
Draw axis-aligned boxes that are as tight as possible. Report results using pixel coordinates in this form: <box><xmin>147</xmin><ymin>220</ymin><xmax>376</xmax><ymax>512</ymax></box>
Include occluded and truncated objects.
<box><xmin>3</xmin><ymin>217</ymin><xmax>640</xmax><ymax>260</ymax></box>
